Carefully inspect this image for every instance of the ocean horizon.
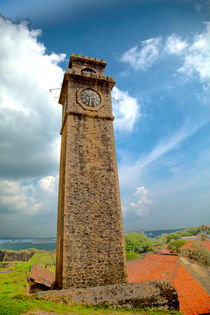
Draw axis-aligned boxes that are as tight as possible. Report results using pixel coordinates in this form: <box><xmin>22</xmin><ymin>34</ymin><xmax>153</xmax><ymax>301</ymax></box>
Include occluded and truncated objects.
<box><xmin>0</xmin><ymin>228</ymin><xmax>184</xmax><ymax>251</ymax></box>
<box><xmin>0</xmin><ymin>238</ymin><xmax>56</xmax><ymax>251</ymax></box>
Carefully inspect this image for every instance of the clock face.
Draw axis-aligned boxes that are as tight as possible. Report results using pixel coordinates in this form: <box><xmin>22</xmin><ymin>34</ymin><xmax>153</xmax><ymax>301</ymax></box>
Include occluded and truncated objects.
<box><xmin>80</xmin><ymin>89</ymin><xmax>101</xmax><ymax>108</ymax></box>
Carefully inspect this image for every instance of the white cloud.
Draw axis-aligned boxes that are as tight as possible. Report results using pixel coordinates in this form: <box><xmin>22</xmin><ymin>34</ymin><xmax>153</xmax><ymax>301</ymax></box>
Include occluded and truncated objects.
<box><xmin>125</xmin><ymin>186</ymin><xmax>153</xmax><ymax>216</ymax></box>
<box><xmin>177</xmin><ymin>23</ymin><xmax>210</xmax><ymax>82</ymax></box>
<box><xmin>0</xmin><ymin>16</ymin><xmax>65</xmax><ymax>179</ymax></box>
<box><xmin>0</xmin><ymin>175</ymin><xmax>58</xmax><ymax>216</ymax></box>
<box><xmin>0</xmin><ymin>17</ymin><xmax>64</xmax><ymax>235</ymax></box>
<box><xmin>39</xmin><ymin>176</ymin><xmax>56</xmax><ymax>192</ymax></box>
<box><xmin>112</xmin><ymin>86</ymin><xmax>141</xmax><ymax>131</ymax></box>
<box><xmin>120</xmin><ymin>37</ymin><xmax>162</xmax><ymax>70</ymax></box>
<box><xmin>165</xmin><ymin>34</ymin><xmax>188</xmax><ymax>55</ymax></box>
<box><xmin>120</xmin><ymin>23</ymin><xmax>210</xmax><ymax>85</ymax></box>
<box><xmin>0</xmin><ymin>16</ymin><xmax>145</xmax><ymax>237</ymax></box>
<box><xmin>0</xmin><ymin>179</ymin><xmax>40</xmax><ymax>214</ymax></box>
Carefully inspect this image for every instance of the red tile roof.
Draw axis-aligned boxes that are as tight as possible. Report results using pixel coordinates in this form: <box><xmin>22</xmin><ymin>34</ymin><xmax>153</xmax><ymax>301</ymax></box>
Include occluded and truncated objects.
<box><xmin>181</xmin><ymin>240</ymin><xmax>210</xmax><ymax>251</ymax></box>
<box><xmin>127</xmin><ymin>254</ymin><xmax>210</xmax><ymax>315</ymax></box>
<box><xmin>174</xmin><ymin>264</ymin><xmax>210</xmax><ymax>315</ymax></box>
<box><xmin>155</xmin><ymin>248</ymin><xmax>172</xmax><ymax>254</ymax></box>
<box><xmin>127</xmin><ymin>254</ymin><xmax>179</xmax><ymax>283</ymax></box>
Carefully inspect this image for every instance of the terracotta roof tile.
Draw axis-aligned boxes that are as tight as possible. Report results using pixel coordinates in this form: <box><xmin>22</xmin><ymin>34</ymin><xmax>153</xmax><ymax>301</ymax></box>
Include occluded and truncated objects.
<box><xmin>127</xmin><ymin>254</ymin><xmax>179</xmax><ymax>283</ymax></box>
<box><xmin>173</xmin><ymin>264</ymin><xmax>210</xmax><ymax>315</ymax></box>
<box><xmin>127</xmin><ymin>254</ymin><xmax>210</xmax><ymax>315</ymax></box>
<box><xmin>155</xmin><ymin>248</ymin><xmax>172</xmax><ymax>254</ymax></box>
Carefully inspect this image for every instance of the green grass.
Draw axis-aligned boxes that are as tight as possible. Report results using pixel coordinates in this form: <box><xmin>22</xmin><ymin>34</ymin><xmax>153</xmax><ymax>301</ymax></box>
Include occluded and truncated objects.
<box><xmin>0</xmin><ymin>250</ymin><xmax>183</xmax><ymax>315</ymax></box>
<box><xmin>14</xmin><ymin>252</ymin><xmax>42</xmax><ymax>275</ymax></box>
<box><xmin>0</xmin><ymin>295</ymin><xmax>183</xmax><ymax>315</ymax></box>
<box><xmin>39</xmin><ymin>252</ymin><xmax>56</xmax><ymax>273</ymax></box>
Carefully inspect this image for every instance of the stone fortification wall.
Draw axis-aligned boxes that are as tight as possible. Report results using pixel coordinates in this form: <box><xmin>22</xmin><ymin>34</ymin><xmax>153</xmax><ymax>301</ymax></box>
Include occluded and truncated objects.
<box><xmin>0</xmin><ymin>250</ymin><xmax>5</xmax><ymax>262</ymax></box>
<box><xmin>38</xmin><ymin>280</ymin><xmax>180</xmax><ymax>310</ymax></box>
<box><xmin>0</xmin><ymin>250</ymin><xmax>34</xmax><ymax>262</ymax></box>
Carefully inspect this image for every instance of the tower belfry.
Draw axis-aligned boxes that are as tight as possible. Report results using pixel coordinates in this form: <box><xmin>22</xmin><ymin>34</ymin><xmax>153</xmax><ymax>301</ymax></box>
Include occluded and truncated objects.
<box><xmin>56</xmin><ymin>54</ymin><xmax>127</xmax><ymax>289</ymax></box>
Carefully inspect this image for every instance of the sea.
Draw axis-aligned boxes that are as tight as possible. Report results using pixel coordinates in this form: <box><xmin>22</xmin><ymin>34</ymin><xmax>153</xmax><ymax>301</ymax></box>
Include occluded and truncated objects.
<box><xmin>0</xmin><ymin>228</ymin><xmax>184</xmax><ymax>251</ymax></box>
<box><xmin>0</xmin><ymin>238</ymin><xmax>56</xmax><ymax>251</ymax></box>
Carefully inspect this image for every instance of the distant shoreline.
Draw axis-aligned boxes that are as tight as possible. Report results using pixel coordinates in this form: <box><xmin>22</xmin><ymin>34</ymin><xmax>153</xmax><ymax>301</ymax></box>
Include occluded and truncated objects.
<box><xmin>0</xmin><ymin>228</ymin><xmax>185</xmax><ymax>250</ymax></box>
<box><xmin>0</xmin><ymin>239</ymin><xmax>56</xmax><ymax>251</ymax></box>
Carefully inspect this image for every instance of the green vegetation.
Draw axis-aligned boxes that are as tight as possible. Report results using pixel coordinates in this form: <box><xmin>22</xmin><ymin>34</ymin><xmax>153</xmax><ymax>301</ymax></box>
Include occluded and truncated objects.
<box><xmin>181</xmin><ymin>243</ymin><xmax>210</xmax><ymax>266</ymax></box>
<box><xmin>166</xmin><ymin>233</ymin><xmax>180</xmax><ymax>243</ymax></box>
<box><xmin>39</xmin><ymin>250</ymin><xmax>56</xmax><ymax>273</ymax></box>
<box><xmin>124</xmin><ymin>233</ymin><xmax>166</xmax><ymax>260</ymax></box>
<box><xmin>125</xmin><ymin>233</ymin><xmax>154</xmax><ymax>253</ymax></box>
<box><xmin>166</xmin><ymin>225</ymin><xmax>210</xmax><ymax>243</ymax></box>
<box><xmin>126</xmin><ymin>250</ymin><xmax>139</xmax><ymax>260</ymax></box>
<box><xmin>167</xmin><ymin>240</ymin><xmax>188</xmax><ymax>253</ymax></box>
<box><xmin>0</xmin><ymin>250</ymin><xmax>183</xmax><ymax>315</ymax></box>
<box><xmin>125</xmin><ymin>225</ymin><xmax>210</xmax><ymax>259</ymax></box>
<box><xmin>184</xmin><ymin>225</ymin><xmax>210</xmax><ymax>236</ymax></box>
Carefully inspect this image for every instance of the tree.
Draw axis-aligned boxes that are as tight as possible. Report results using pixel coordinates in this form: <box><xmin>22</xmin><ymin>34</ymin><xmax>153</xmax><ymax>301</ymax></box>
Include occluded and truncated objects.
<box><xmin>166</xmin><ymin>233</ymin><xmax>179</xmax><ymax>243</ymax></box>
<box><xmin>167</xmin><ymin>240</ymin><xmax>187</xmax><ymax>253</ymax></box>
<box><xmin>125</xmin><ymin>233</ymin><xmax>154</xmax><ymax>253</ymax></box>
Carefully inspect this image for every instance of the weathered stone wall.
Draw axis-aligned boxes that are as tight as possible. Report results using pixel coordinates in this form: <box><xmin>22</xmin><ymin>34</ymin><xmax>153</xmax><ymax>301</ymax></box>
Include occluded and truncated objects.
<box><xmin>38</xmin><ymin>281</ymin><xmax>180</xmax><ymax>310</ymax></box>
<box><xmin>0</xmin><ymin>262</ymin><xmax>11</xmax><ymax>268</ymax></box>
<box><xmin>56</xmin><ymin>55</ymin><xmax>127</xmax><ymax>289</ymax></box>
<box><xmin>0</xmin><ymin>250</ymin><xmax>34</xmax><ymax>262</ymax></box>
<box><xmin>0</xmin><ymin>250</ymin><xmax>5</xmax><ymax>262</ymax></box>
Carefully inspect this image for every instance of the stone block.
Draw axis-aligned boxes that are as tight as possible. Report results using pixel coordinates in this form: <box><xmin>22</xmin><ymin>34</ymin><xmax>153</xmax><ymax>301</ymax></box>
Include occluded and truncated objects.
<box><xmin>39</xmin><ymin>281</ymin><xmax>180</xmax><ymax>310</ymax></box>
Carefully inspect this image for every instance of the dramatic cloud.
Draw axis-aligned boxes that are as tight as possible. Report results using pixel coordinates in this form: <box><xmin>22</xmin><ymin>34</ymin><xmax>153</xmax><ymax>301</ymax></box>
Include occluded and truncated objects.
<box><xmin>120</xmin><ymin>37</ymin><xmax>162</xmax><ymax>70</ymax></box>
<box><xmin>112</xmin><ymin>86</ymin><xmax>141</xmax><ymax>131</ymax></box>
<box><xmin>0</xmin><ymin>176</ymin><xmax>58</xmax><ymax>237</ymax></box>
<box><xmin>0</xmin><ymin>17</ymin><xmax>143</xmax><ymax>236</ymax></box>
<box><xmin>0</xmin><ymin>176</ymin><xmax>57</xmax><ymax>216</ymax></box>
<box><xmin>0</xmin><ymin>16</ymin><xmax>65</xmax><ymax>180</ymax></box>
<box><xmin>0</xmin><ymin>17</ymin><xmax>64</xmax><ymax>235</ymax></box>
<box><xmin>121</xmin><ymin>23</ymin><xmax>210</xmax><ymax>84</ymax></box>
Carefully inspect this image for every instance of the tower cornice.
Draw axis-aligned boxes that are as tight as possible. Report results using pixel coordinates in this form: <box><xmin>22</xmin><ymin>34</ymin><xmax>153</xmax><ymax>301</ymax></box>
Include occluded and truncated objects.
<box><xmin>59</xmin><ymin>70</ymin><xmax>115</xmax><ymax>105</ymax></box>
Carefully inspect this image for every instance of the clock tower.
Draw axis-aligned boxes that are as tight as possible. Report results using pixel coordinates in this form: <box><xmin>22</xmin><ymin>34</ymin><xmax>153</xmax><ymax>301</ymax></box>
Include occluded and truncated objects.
<box><xmin>56</xmin><ymin>54</ymin><xmax>127</xmax><ymax>289</ymax></box>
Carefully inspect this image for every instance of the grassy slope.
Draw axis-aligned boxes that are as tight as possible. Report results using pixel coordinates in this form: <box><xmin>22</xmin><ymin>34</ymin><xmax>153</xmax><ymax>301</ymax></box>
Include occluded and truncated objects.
<box><xmin>0</xmin><ymin>250</ymin><xmax>183</xmax><ymax>315</ymax></box>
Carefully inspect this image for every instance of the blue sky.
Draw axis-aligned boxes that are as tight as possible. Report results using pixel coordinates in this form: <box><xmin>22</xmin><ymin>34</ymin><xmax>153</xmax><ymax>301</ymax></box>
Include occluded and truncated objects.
<box><xmin>0</xmin><ymin>0</ymin><xmax>209</xmax><ymax>237</ymax></box>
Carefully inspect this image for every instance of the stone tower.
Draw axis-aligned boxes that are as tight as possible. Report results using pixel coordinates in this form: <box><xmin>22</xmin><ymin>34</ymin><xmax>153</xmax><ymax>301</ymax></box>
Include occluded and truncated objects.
<box><xmin>56</xmin><ymin>54</ymin><xmax>127</xmax><ymax>289</ymax></box>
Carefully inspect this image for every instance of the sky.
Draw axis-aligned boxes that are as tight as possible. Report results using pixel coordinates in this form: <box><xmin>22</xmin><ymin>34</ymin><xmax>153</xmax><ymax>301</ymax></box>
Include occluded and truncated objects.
<box><xmin>0</xmin><ymin>0</ymin><xmax>209</xmax><ymax>237</ymax></box>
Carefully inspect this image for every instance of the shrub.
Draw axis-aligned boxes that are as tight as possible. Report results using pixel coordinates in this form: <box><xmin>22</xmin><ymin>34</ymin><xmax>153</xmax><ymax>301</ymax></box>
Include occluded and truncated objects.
<box><xmin>125</xmin><ymin>233</ymin><xmax>154</xmax><ymax>253</ymax></box>
<box><xmin>167</xmin><ymin>240</ymin><xmax>187</xmax><ymax>253</ymax></box>
<box><xmin>181</xmin><ymin>243</ymin><xmax>210</xmax><ymax>266</ymax></box>
<box><xmin>166</xmin><ymin>233</ymin><xmax>180</xmax><ymax>243</ymax></box>
<box><xmin>126</xmin><ymin>251</ymin><xmax>139</xmax><ymax>261</ymax></box>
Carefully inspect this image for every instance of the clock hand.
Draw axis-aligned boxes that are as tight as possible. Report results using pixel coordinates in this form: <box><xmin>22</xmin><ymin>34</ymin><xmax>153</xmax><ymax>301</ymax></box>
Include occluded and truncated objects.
<box><xmin>88</xmin><ymin>97</ymin><xmax>94</xmax><ymax>106</ymax></box>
